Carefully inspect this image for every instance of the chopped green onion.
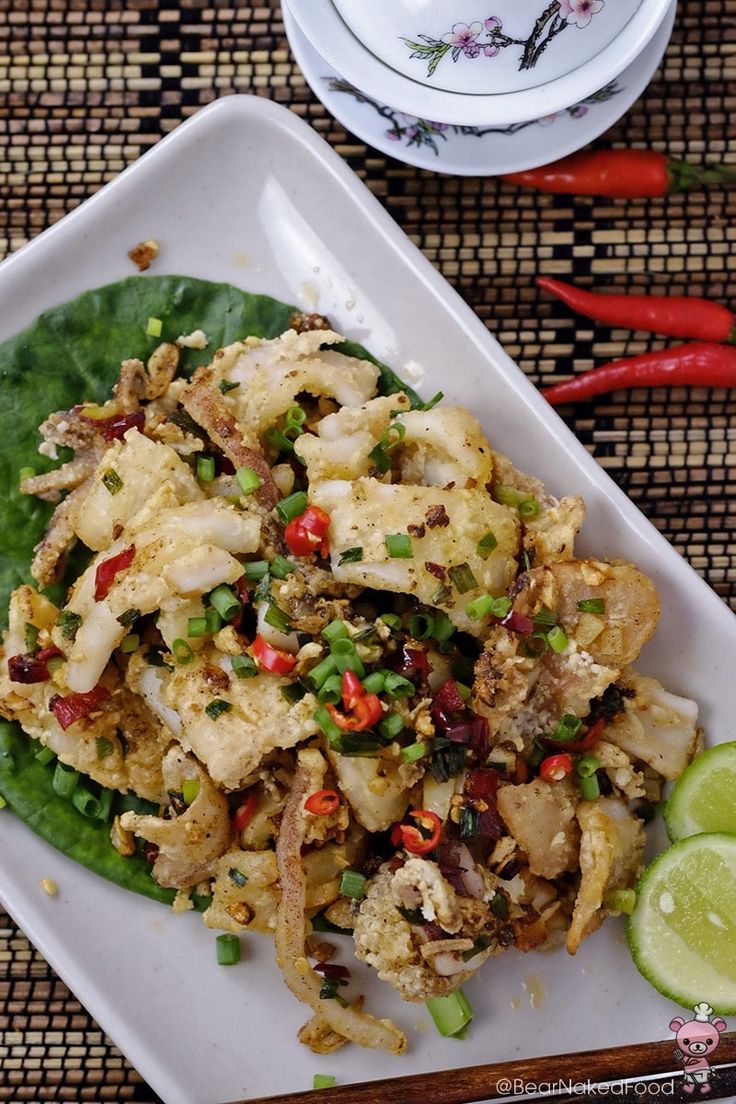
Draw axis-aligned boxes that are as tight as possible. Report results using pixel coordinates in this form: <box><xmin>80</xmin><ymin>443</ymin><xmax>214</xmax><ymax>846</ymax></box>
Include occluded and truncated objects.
<box><xmin>493</xmin><ymin>484</ymin><xmax>528</xmax><ymax>507</ymax></box>
<box><xmin>102</xmin><ymin>468</ymin><xmax>124</xmax><ymax>495</ymax></box>
<box><xmin>146</xmin><ymin>316</ymin><xmax>163</xmax><ymax>337</ymax></box>
<box><xmin>448</xmin><ymin>564</ymin><xmax>478</xmax><ymax>594</ymax></box>
<box><xmin>19</xmin><ymin>466</ymin><xmax>35</xmax><ymax>484</ymax></box>
<box><xmin>522</xmin><ymin>631</ymin><xmax>549</xmax><ymax>658</ymax></box>
<box><xmin>172</xmin><ymin>638</ymin><xmax>194</xmax><ymax>665</ymax></box>
<box><xmin>383</xmin><ymin>672</ymin><xmax>414</xmax><ymax>698</ymax></box>
<box><xmin>35</xmin><ymin>745</ymin><xmax>56</xmax><ymax>766</ymax></box>
<box><xmin>547</xmin><ymin>625</ymin><xmax>569</xmax><ymax>653</ymax></box>
<box><xmin>420</xmin><ymin>391</ymin><xmax>443</xmax><ymax>412</ymax></box>
<box><xmin>119</xmin><ymin>634</ymin><xmax>140</xmax><ymax>654</ymax></box>
<box><xmin>331</xmin><ymin>638</ymin><xmax>365</xmax><ymax>677</ymax></box>
<box><xmin>197</xmin><ymin>455</ymin><xmax>215</xmax><ymax>482</ymax></box>
<box><xmin>216</xmin><ymin>933</ymin><xmax>241</xmax><ymax>966</ymax></box>
<box><xmin>361</xmin><ymin>671</ymin><xmax>386</xmax><ymax>695</ymax></box>
<box><xmin>576</xmin><ymin>754</ymin><xmax>600</xmax><ymax>779</ymax></box>
<box><xmin>281</xmin><ymin>683</ymin><xmax>307</xmax><ymax>705</ymax></box>
<box><xmin>317</xmin><ymin>674</ymin><xmax>343</xmax><ymax>704</ymax></box>
<box><xmin>456</xmin><ymin>682</ymin><xmax>472</xmax><ymax>701</ymax></box>
<box><xmin>533</xmin><ymin>605</ymin><xmax>557</xmax><ymax>628</ymax></box>
<box><xmin>116</xmin><ymin>608</ymin><xmax>141</xmax><ymax>627</ymax></box>
<box><xmin>430</xmin><ymin>583</ymin><xmax>452</xmax><ymax>606</ymax></box>
<box><xmin>604</xmin><ymin>888</ymin><xmax>636</xmax><ymax>915</ymax></box>
<box><xmin>577</xmin><ymin>598</ymin><xmax>605</xmax><ymax>614</ymax></box>
<box><xmin>187</xmin><ymin>617</ymin><xmax>207</xmax><ymax>638</ymax></box>
<box><xmin>231</xmin><ymin>654</ymin><xmax>257</xmax><ymax>679</ymax></box>
<box><xmin>578</xmin><ymin>772</ymin><xmax>600</xmax><ymax>800</ymax></box>
<box><xmin>209</xmin><ymin>584</ymin><xmax>241</xmax><ymax>621</ymax></box>
<box><xmin>265</xmin><ymin>603</ymin><xmax>292</xmax><ymax>634</ymax></box>
<box><xmin>489</xmin><ymin>892</ymin><xmax>509</xmax><ymax>920</ymax></box>
<box><xmin>369</xmin><ymin>443</ymin><xmax>391</xmax><ymax>473</ymax></box>
<box><xmin>339</xmin><ymin>869</ymin><xmax>367</xmax><ymax>900</ymax></box>
<box><xmin>322</xmin><ymin>620</ymin><xmax>348</xmax><ymax>645</ymax></box>
<box><xmin>277</xmin><ymin>491</ymin><xmax>308</xmax><ymax>523</ymax></box>
<box><xmin>313</xmin><ymin>1074</ymin><xmax>336</xmax><ymax>1090</ymax></box>
<box><xmin>550</xmin><ymin>714</ymin><xmax>582</xmax><ymax>743</ymax></box>
<box><xmin>409</xmin><ymin>613</ymin><xmax>434</xmax><ymax>640</ymax></box>
<box><xmin>313</xmin><ymin>705</ymin><xmax>343</xmax><ymax>742</ymax></box>
<box><xmin>264</xmin><ymin>427</ymin><xmax>295</xmax><ymax>454</ymax></box>
<box><xmin>205</xmin><ymin>699</ymin><xmax>232</xmax><ymax>720</ymax></box>
<box><xmin>52</xmin><ymin>762</ymin><xmax>79</xmax><ymax>799</ymax></box>
<box><xmin>236</xmin><ymin>466</ymin><xmax>261</xmax><ymax>496</ymax></box>
<box><xmin>462</xmin><ymin>935</ymin><xmax>492</xmax><ymax>962</ymax></box>
<box><xmin>309</xmin><ymin>655</ymin><xmax>339</xmax><ymax>690</ymax></box>
<box><xmin>380</xmin><ymin>422</ymin><xmax>406</xmax><ymax>450</ymax></box>
<box><xmin>385</xmin><ymin>534</ymin><xmax>413</xmax><ymax>559</ymax></box>
<box><xmin>431</xmin><ymin>612</ymin><xmax>455</xmax><ymax>641</ymax></box>
<box><xmin>270</xmin><ymin>555</ymin><xmax>294</xmax><ymax>580</ymax></box>
<box><xmin>96</xmin><ymin>737</ymin><xmax>114</xmax><ymax>760</ymax></box>
<box><xmin>378</xmin><ymin>712</ymin><xmax>404</xmax><ymax>742</ymax></box>
<box><xmin>219</xmin><ymin>379</ymin><xmax>240</xmax><ymax>394</ymax></box>
<box><xmin>338</xmin><ymin>546</ymin><xmax>363</xmax><ymax>566</ymax></box>
<box><xmin>352</xmin><ymin>625</ymin><xmax>376</xmax><ymax>643</ymax></box>
<box><xmin>401</xmin><ymin>741</ymin><xmax>428</xmax><ymax>763</ymax></box>
<box><xmin>477</xmin><ymin>531</ymin><xmax>498</xmax><ymax>559</ymax></box>
<box><xmin>378</xmin><ymin>613</ymin><xmax>402</xmax><ymax>632</ymax></box>
<box><xmin>206</xmin><ymin>609</ymin><xmax>222</xmax><ymax>635</ymax></box>
<box><xmin>57</xmin><ymin>610</ymin><xmax>82</xmax><ymax>641</ymax></box>
<box><xmin>285</xmin><ymin>404</ymin><xmax>307</xmax><ymax>427</ymax></box>
<box><xmin>72</xmin><ymin>786</ymin><xmax>105</xmax><ymax>818</ymax></box>
<box><xmin>182</xmin><ymin>779</ymin><xmax>200</xmax><ymax>805</ymax></box>
<box><xmin>518</xmin><ymin>497</ymin><xmax>541</xmax><ymax>520</ymax></box>
<box><xmin>228</xmin><ymin>867</ymin><xmax>248</xmax><ymax>887</ymax></box>
<box><xmin>466</xmin><ymin>594</ymin><xmax>512</xmax><ymax>621</ymax></box>
<box><xmin>425</xmin><ymin>990</ymin><xmax>473</xmax><ymax>1039</ymax></box>
<box><xmin>244</xmin><ymin>560</ymin><xmax>269</xmax><ymax>582</ymax></box>
<box><xmin>24</xmin><ymin>623</ymin><xmax>40</xmax><ymax>654</ymax></box>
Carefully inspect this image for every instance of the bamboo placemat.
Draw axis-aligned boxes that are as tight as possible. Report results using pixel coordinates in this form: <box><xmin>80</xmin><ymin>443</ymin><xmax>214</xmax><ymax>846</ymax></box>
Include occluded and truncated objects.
<box><xmin>0</xmin><ymin>0</ymin><xmax>735</xmax><ymax>1100</ymax></box>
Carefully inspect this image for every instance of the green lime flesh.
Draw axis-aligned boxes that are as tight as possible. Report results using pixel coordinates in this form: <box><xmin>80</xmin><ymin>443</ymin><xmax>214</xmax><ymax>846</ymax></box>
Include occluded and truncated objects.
<box><xmin>665</xmin><ymin>741</ymin><xmax>736</xmax><ymax>841</ymax></box>
<box><xmin>627</xmin><ymin>832</ymin><xmax>736</xmax><ymax>1014</ymax></box>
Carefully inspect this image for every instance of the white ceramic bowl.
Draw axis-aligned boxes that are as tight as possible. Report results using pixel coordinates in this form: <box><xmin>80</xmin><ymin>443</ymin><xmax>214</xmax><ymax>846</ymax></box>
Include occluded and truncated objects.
<box><xmin>287</xmin><ymin>0</ymin><xmax>674</xmax><ymax>126</ymax></box>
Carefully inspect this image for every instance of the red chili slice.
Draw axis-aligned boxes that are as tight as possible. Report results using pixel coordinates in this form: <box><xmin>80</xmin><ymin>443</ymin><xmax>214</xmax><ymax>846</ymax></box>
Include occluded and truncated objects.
<box><xmin>251</xmin><ymin>634</ymin><xmax>296</xmax><ymax>675</ymax></box>
<box><xmin>8</xmin><ymin>646</ymin><xmax>63</xmax><ymax>685</ymax></box>
<box><xmin>327</xmin><ymin>692</ymin><xmax>383</xmax><ymax>733</ymax></box>
<box><xmin>82</xmin><ymin>409</ymin><xmax>145</xmax><ymax>442</ymax></box>
<box><xmin>284</xmin><ymin>506</ymin><xmax>331</xmax><ymax>558</ymax></box>
<box><xmin>49</xmin><ymin>687</ymin><xmax>110</xmax><ymax>730</ymax></box>
<box><xmin>94</xmin><ymin>545</ymin><xmax>136</xmax><ymax>602</ymax></box>
<box><xmin>304</xmin><ymin>789</ymin><xmax>341</xmax><ymax>816</ymax></box>
<box><xmin>341</xmin><ymin>670</ymin><xmax>364</xmax><ymax>711</ymax></box>
<box><xmin>539</xmin><ymin>753</ymin><xmax>574</xmax><ymax>782</ymax></box>
<box><xmin>392</xmin><ymin>810</ymin><xmax>442</xmax><ymax>855</ymax></box>
<box><xmin>233</xmin><ymin>792</ymin><xmax>258</xmax><ymax>832</ymax></box>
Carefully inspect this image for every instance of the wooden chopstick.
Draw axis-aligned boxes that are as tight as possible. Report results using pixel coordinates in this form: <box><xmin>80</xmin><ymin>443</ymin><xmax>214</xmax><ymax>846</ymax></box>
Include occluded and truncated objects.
<box><xmin>229</xmin><ymin>1032</ymin><xmax>736</xmax><ymax>1104</ymax></box>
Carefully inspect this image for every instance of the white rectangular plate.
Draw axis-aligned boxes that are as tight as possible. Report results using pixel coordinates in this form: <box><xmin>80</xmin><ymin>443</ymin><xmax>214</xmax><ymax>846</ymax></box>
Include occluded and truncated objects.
<box><xmin>1</xmin><ymin>96</ymin><xmax>733</xmax><ymax>1104</ymax></box>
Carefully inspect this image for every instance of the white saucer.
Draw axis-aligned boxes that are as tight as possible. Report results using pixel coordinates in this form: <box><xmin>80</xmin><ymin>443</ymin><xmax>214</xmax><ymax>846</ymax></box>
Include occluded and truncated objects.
<box><xmin>283</xmin><ymin>0</ymin><xmax>675</xmax><ymax>177</ymax></box>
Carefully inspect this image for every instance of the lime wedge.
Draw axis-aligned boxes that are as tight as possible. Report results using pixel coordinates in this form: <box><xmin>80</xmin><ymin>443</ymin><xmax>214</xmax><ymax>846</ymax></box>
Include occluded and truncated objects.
<box><xmin>627</xmin><ymin>833</ymin><xmax>736</xmax><ymax>1013</ymax></box>
<box><xmin>665</xmin><ymin>741</ymin><xmax>736</xmax><ymax>841</ymax></box>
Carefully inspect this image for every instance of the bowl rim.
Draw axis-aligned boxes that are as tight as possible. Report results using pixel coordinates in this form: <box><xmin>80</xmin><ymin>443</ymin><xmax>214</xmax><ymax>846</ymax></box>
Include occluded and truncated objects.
<box><xmin>285</xmin><ymin>0</ymin><xmax>674</xmax><ymax>125</ymax></box>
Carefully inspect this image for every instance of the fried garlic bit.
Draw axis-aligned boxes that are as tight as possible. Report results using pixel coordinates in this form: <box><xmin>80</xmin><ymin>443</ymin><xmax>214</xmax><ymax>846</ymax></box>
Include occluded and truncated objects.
<box><xmin>40</xmin><ymin>878</ymin><xmax>58</xmax><ymax>897</ymax></box>
<box><xmin>128</xmin><ymin>239</ymin><xmax>159</xmax><ymax>272</ymax></box>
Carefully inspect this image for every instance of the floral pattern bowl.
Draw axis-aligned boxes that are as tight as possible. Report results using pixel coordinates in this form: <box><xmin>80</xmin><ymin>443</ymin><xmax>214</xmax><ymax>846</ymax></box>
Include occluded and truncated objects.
<box><xmin>287</xmin><ymin>0</ymin><xmax>674</xmax><ymax>126</ymax></box>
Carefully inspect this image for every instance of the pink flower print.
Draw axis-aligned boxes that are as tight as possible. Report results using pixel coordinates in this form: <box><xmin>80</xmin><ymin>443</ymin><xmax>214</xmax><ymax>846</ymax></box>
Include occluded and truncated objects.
<box><xmin>557</xmin><ymin>0</ymin><xmax>573</xmax><ymax>15</ymax></box>
<box><xmin>483</xmin><ymin>43</ymin><xmax>500</xmax><ymax>57</ymax></box>
<box><xmin>442</xmin><ymin>21</ymin><xmax>483</xmax><ymax>48</ymax></box>
<box><xmin>565</xmin><ymin>0</ymin><xmax>604</xmax><ymax>28</ymax></box>
<box><xmin>484</xmin><ymin>16</ymin><xmax>502</xmax><ymax>31</ymax></box>
<box><xmin>569</xmin><ymin>104</ymin><xmax>588</xmax><ymax>117</ymax></box>
<box><xmin>464</xmin><ymin>40</ymin><xmax>481</xmax><ymax>57</ymax></box>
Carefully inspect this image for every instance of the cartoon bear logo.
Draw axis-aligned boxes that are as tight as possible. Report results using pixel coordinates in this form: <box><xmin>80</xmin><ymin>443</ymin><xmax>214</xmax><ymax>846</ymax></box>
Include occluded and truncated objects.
<box><xmin>670</xmin><ymin>1002</ymin><xmax>727</xmax><ymax>1094</ymax></box>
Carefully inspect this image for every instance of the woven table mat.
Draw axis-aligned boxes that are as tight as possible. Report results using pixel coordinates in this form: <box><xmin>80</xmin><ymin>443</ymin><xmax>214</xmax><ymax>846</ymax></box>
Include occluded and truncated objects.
<box><xmin>0</xmin><ymin>1</ymin><xmax>735</xmax><ymax>1101</ymax></box>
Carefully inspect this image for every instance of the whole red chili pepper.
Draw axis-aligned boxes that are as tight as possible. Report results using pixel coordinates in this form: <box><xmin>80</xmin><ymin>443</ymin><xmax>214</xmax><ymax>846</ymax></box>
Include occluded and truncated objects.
<box><xmin>542</xmin><ymin>343</ymin><xmax>736</xmax><ymax>406</ymax></box>
<box><xmin>502</xmin><ymin>149</ymin><xmax>736</xmax><ymax>199</ymax></box>
<box><xmin>538</xmin><ymin>277</ymin><xmax>736</xmax><ymax>344</ymax></box>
